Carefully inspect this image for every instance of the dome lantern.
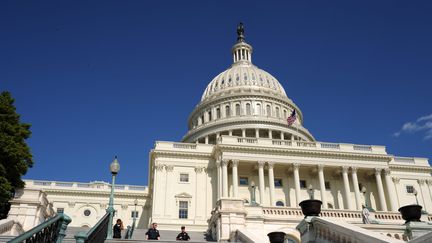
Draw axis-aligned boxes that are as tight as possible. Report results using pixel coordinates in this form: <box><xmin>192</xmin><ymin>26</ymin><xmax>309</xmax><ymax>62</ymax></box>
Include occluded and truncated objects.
<box><xmin>232</xmin><ymin>23</ymin><xmax>253</xmax><ymax>64</ymax></box>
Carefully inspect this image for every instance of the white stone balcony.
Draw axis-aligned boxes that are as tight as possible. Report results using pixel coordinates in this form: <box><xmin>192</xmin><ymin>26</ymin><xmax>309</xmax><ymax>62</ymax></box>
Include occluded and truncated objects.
<box><xmin>217</xmin><ymin>135</ymin><xmax>388</xmax><ymax>155</ymax></box>
<box><xmin>154</xmin><ymin>141</ymin><xmax>214</xmax><ymax>153</ymax></box>
<box><xmin>24</xmin><ymin>180</ymin><xmax>148</xmax><ymax>193</ymax></box>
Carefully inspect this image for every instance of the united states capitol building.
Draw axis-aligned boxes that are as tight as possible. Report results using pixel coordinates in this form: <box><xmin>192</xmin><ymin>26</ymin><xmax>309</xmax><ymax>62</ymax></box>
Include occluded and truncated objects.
<box><xmin>4</xmin><ymin>25</ymin><xmax>432</xmax><ymax>242</ymax></box>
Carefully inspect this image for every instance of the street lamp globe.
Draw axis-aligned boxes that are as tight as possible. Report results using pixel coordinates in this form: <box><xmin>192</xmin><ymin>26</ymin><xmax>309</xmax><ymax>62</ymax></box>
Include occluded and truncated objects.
<box><xmin>110</xmin><ymin>156</ymin><xmax>120</xmax><ymax>175</ymax></box>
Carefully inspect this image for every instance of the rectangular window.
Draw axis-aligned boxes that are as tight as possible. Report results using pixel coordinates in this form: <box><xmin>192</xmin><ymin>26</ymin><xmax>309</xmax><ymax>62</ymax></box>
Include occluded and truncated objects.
<box><xmin>57</xmin><ymin>208</ymin><xmax>64</xmax><ymax>214</ymax></box>
<box><xmin>179</xmin><ymin>201</ymin><xmax>188</xmax><ymax>219</ymax></box>
<box><xmin>239</xmin><ymin>177</ymin><xmax>249</xmax><ymax>186</ymax></box>
<box><xmin>325</xmin><ymin>181</ymin><xmax>331</xmax><ymax>190</ymax></box>
<box><xmin>180</xmin><ymin>173</ymin><xmax>189</xmax><ymax>182</ymax></box>
<box><xmin>406</xmin><ymin>185</ymin><xmax>414</xmax><ymax>194</ymax></box>
<box><xmin>131</xmin><ymin>211</ymin><xmax>139</xmax><ymax>218</ymax></box>
<box><xmin>300</xmin><ymin>180</ymin><xmax>307</xmax><ymax>189</ymax></box>
<box><xmin>274</xmin><ymin>179</ymin><xmax>283</xmax><ymax>187</ymax></box>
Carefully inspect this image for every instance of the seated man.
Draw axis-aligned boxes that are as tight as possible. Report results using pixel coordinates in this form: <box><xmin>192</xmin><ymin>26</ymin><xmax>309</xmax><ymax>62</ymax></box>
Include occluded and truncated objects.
<box><xmin>176</xmin><ymin>226</ymin><xmax>190</xmax><ymax>241</ymax></box>
<box><xmin>146</xmin><ymin>222</ymin><xmax>160</xmax><ymax>240</ymax></box>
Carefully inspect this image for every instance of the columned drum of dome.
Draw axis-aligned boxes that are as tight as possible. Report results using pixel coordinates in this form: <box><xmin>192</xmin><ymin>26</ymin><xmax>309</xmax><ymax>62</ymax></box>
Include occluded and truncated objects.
<box><xmin>183</xmin><ymin>24</ymin><xmax>314</xmax><ymax>144</ymax></box>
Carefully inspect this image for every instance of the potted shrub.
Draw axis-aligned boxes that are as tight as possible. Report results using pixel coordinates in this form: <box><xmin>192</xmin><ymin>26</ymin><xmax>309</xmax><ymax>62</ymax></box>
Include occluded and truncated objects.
<box><xmin>299</xmin><ymin>185</ymin><xmax>322</xmax><ymax>217</ymax></box>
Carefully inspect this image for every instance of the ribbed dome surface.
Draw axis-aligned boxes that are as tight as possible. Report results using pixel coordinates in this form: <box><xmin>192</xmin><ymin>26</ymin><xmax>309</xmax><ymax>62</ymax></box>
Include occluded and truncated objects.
<box><xmin>201</xmin><ymin>63</ymin><xmax>288</xmax><ymax>101</ymax></box>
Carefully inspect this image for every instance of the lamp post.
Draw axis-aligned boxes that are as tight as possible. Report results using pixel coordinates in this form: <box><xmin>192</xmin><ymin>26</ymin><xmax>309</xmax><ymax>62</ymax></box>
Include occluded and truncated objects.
<box><xmin>106</xmin><ymin>156</ymin><xmax>120</xmax><ymax>240</ymax></box>
<box><xmin>250</xmin><ymin>181</ymin><xmax>258</xmax><ymax>206</ymax></box>
<box><xmin>133</xmin><ymin>198</ymin><xmax>138</xmax><ymax>228</ymax></box>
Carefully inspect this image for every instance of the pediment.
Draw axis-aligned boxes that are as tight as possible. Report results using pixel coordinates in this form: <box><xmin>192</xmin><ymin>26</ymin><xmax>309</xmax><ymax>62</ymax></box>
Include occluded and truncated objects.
<box><xmin>175</xmin><ymin>192</ymin><xmax>192</xmax><ymax>198</ymax></box>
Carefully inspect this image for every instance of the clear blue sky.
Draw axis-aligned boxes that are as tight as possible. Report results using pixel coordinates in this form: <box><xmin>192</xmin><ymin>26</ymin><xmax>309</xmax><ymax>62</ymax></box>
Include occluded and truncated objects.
<box><xmin>1</xmin><ymin>1</ymin><xmax>431</xmax><ymax>186</ymax></box>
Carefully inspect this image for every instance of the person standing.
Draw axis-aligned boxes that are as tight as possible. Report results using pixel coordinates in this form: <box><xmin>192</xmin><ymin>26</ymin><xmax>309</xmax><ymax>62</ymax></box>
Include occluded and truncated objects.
<box><xmin>145</xmin><ymin>222</ymin><xmax>161</xmax><ymax>240</ymax></box>
<box><xmin>176</xmin><ymin>226</ymin><xmax>190</xmax><ymax>241</ymax></box>
<box><xmin>113</xmin><ymin>219</ymin><xmax>124</xmax><ymax>239</ymax></box>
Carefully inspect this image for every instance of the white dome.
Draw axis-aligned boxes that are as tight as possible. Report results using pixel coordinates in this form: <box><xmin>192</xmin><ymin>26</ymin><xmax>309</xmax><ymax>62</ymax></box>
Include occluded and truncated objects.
<box><xmin>201</xmin><ymin>62</ymin><xmax>288</xmax><ymax>102</ymax></box>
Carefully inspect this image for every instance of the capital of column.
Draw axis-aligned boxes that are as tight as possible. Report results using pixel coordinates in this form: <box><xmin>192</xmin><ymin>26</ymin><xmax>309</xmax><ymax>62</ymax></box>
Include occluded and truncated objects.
<box><xmin>232</xmin><ymin>160</ymin><xmax>239</xmax><ymax>167</ymax></box>
<box><xmin>374</xmin><ymin>168</ymin><xmax>382</xmax><ymax>175</ymax></box>
<box><xmin>418</xmin><ymin>179</ymin><xmax>426</xmax><ymax>185</ymax></box>
<box><xmin>293</xmin><ymin>163</ymin><xmax>300</xmax><ymax>170</ymax></box>
<box><xmin>342</xmin><ymin>166</ymin><xmax>349</xmax><ymax>173</ymax></box>
<box><xmin>351</xmin><ymin>166</ymin><xmax>358</xmax><ymax>173</ymax></box>
<box><xmin>195</xmin><ymin>167</ymin><xmax>205</xmax><ymax>173</ymax></box>
<box><xmin>257</xmin><ymin>161</ymin><xmax>265</xmax><ymax>168</ymax></box>
<box><xmin>317</xmin><ymin>164</ymin><xmax>324</xmax><ymax>171</ymax></box>
<box><xmin>383</xmin><ymin>168</ymin><xmax>391</xmax><ymax>176</ymax></box>
<box><xmin>267</xmin><ymin>162</ymin><xmax>274</xmax><ymax>169</ymax></box>
<box><xmin>155</xmin><ymin>164</ymin><xmax>165</xmax><ymax>171</ymax></box>
<box><xmin>427</xmin><ymin>180</ymin><xmax>432</xmax><ymax>186</ymax></box>
<box><xmin>215</xmin><ymin>160</ymin><xmax>221</xmax><ymax>168</ymax></box>
<box><xmin>166</xmin><ymin>165</ymin><xmax>174</xmax><ymax>172</ymax></box>
<box><xmin>221</xmin><ymin>159</ymin><xmax>229</xmax><ymax>166</ymax></box>
<box><xmin>392</xmin><ymin>177</ymin><xmax>400</xmax><ymax>184</ymax></box>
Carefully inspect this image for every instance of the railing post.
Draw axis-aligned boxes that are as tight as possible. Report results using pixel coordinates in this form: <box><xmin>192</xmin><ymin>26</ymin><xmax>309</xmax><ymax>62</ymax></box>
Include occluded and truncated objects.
<box><xmin>74</xmin><ymin>231</ymin><xmax>87</xmax><ymax>243</ymax></box>
<box><xmin>56</xmin><ymin>214</ymin><xmax>72</xmax><ymax>243</ymax></box>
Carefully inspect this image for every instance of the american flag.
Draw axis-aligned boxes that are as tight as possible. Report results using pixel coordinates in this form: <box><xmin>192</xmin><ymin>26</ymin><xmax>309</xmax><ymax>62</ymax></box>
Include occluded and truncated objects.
<box><xmin>287</xmin><ymin>109</ymin><xmax>296</xmax><ymax>126</ymax></box>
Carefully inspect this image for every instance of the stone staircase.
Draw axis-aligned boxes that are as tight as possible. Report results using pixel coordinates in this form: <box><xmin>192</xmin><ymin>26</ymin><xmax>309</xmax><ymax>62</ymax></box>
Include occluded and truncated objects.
<box><xmin>0</xmin><ymin>228</ymin><xmax>214</xmax><ymax>243</ymax></box>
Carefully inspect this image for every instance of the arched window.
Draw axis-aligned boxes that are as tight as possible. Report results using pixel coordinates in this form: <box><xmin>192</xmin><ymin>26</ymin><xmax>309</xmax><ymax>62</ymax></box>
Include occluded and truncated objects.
<box><xmin>275</xmin><ymin>107</ymin><xmax>280</xmax><ymax>118</ymax></box>
<box><xmin>216</xmin><ymin>108</ymin><xmax>221</xmax><ymax>119</ymax></box>
<box><xmin>201</xmin><ymin>115</ymin><xmax>204</xmax><ymax>124</ymax></box>
<box><xmin>283</xmin><ymin>110</ymin><xmax>287</xmax><ymax>118</ymax></box>
<box><xmin>235</xmin><ymin>104</ymin><xmax>240</xmax><ymax>116</ymax></box>
<box><xmin>276</xmin><ymin>201</ymin><xmax>284</xmax><ymax>207</ymax></box>
<box><xmin>246</xmin><ymin>103</ymin><xmax>251</xmax><ymax>115</ymax></box>
<box><xmin>266</xmin><ymin>105</ymin><xmax>271</xmax><ymax>117</ymax></box>
<box><xmin>208</xmin><ymin>111</ymin><xmax>212</xmax><ymax>121</ymax></box>
<box><xmin>225</xmin><ymin>105</ymin><xmax>230</xmax><ymax>117</ymax></box>
<box><xmin>256</xmin><ymin>104</ymin><xmax>261</xmax><ymax>115</ymax></box>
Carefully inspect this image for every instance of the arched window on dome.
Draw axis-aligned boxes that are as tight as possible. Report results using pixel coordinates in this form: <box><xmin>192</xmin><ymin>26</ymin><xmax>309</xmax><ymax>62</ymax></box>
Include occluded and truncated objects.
<box><xmin>201</xmin><ymin>115</ymin><xmax>204</xmax><ymax>125</ymax></box>
<box><xmin>208</xmin><ymin>111</ymin><xmax>212</xmax><ymax>121</ymax></box>
<box><xmin>256</xmin><ymin>104</ymin><xmax>261</xmax><ymax>115</ymax></box>
<box><xmin>225</xmin><ymin>105</ymin><xmax>230</xmax><ymax>117</ymax></box>
<box><xmin>216</xmin><ymin>108</ymin><xmax>221</xmax><ymax>119</ymax></box>
<box><xmin>276</xmin><ymin>201</ymin><xmax>284</xmax><ymax>207</ymax></box>
<box><xmin>266</xmin><ymin>105</ymin><xmax>271</xmax><ymax>117</ymax></box>
<box><xmin>246</xmin><ymin>103</ymin><xmax>251</xmax><ymax>115</ymax></box>
<box><xmin>283</xmin><ymin>109</ymin><xmax>287</xmax><ymax>119</ymax></box>
<box><xmin>275</xmin><ymin>107</ymin><xmax>280</xmax><ymax>118</ymax></box>
<box><xmin>235</xmin><ymin>104</ymin><xmax>240</xmax><ymax>116</ymax></box>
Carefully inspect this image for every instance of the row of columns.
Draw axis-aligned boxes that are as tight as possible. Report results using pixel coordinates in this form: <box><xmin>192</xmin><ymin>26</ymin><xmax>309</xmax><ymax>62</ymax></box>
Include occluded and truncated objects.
<box><xmin>216</xmin><ymin>160</ymin><xmax>399</xmax><ymax>211</ymax></box>
<box><xmin>197</xmin><ymin>129</ymin><xmax>300</xmax><ymax>144</ymax></box>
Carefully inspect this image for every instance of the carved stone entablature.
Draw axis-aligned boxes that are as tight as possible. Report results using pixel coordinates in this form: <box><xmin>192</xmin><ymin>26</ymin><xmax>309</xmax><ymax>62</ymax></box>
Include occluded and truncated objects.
<box><xmin>165</xmin><ymin>165</ymin><xmax>174</xmax><ymax>172</ymax></box>
<box><xmin>392</xmin><ymin>177</ymin><xmax>400</xmax><ymax>184</ymax></box>
<box><xmin>418</xmin><ymin>179</ymin><xmax>426</xmax><ymax>185</ymax></box>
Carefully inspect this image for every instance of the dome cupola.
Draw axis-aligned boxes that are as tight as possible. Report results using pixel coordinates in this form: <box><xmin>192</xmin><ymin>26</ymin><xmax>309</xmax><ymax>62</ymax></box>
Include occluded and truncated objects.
<box><xmin>183</xmin><ymin>23</ymin><xmax>314</xmax><ymax>144</ymax></box>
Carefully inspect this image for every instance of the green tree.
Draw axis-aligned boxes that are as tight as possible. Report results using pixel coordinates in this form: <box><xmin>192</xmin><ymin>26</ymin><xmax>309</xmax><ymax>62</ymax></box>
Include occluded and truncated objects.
<box><xmin>0</xmin><ymin>91</ymin><xmax>33</xmax><ymax>219</ymax></box>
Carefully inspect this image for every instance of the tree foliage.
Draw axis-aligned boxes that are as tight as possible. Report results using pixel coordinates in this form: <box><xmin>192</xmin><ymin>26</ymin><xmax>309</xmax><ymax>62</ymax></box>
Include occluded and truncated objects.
<box><xmin>0</xmin><ymin>91</ymin><xmax>33</xmax><ymax>218</ymax></box>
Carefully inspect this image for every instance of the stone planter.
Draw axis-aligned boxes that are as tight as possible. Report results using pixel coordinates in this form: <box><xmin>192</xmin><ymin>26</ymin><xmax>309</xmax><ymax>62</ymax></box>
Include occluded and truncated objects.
<box><xmin>399</xmin><ymin>205</ymin><xmax>422</xmax><ymax>223</ymax></box>
<box><xmin>299</xmin><ymin>199</ymin><xmax>322</xmax><ymax>217</ymax></box>
<box><xmin>267</xmin><ymin>231</ymin><xmax>286</xmax><ymax>243</ymax></box>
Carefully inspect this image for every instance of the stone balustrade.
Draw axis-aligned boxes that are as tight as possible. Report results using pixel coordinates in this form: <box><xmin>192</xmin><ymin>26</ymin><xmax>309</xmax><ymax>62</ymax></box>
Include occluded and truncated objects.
<box><xmin>0</xmin><ymin>219</ymin><xmax>23</xmax><ymax>236</ymax></box>
<box><xmin>218</xmin><ymin>135</ymin><xmax>387</xmax><ymax>154</ymax></box>
<box><xmin>155</xmin><ymin>141</ymin><xmax>213</xmax><ymax>152</ymax></box>
<box><xmin>25</xmin><ymin>180</ymin><xmax>147</xmax><ymax>192</ymax></box>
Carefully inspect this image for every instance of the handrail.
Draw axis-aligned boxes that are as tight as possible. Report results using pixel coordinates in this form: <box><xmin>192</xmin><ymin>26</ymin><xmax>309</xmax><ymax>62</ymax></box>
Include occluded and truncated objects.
<box><xmin>8</xmin><ymin>213</ymin><xmax>71</xmax><ymax>243</ymax></box>
<box><xmin>74</xmin><ymin>211</ymin><xmax>111</xmax><ymax>243</ymax></box>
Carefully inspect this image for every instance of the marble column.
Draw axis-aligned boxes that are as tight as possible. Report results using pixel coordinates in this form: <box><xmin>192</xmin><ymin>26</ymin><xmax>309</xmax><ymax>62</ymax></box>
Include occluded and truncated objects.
<box><xmin>318</xmin><ymin>165</ymin><xmax>327</xmax><ymax>209</ymax></box>
<box><xmin>268</xmin><ymin>162</ymin><xmax>275</xmax><ymax>206</ymax></box>
<box><xmin>216</xmin><ymin>160</ymin><xmax>222</xmax><ymax>199</ymax></box>
<box><xmin>342</xmin><ymin>166</ymin><xmax>353</xmax><ymax>210</ymax></box>
<box><xmin>242</xmin><ymin>129</ymin><xmax>246</xmax><ymax>137</ymax></box>
<box><xmin>258</xmin><ymin>161</ymin><xmax>265</xmax><ymax>205</ymax></box>
<box><xmin>293</xmin><ymin>163</ymin><xmax>301</xmax><ymax>206</ymax></box>
<box><xmin>232</xmin><ymin>160</ymin><xmax>239</xmax><ymax>198</ymax></box>
<box><xmin>418</xmin><ymin>179</ymin><xmax>432</xmax><ymax>212</ymax></box>
<box><xmin>427</xmin><ymin>180</ymin><xmax>432</xmax><ymax>205</ymax></box>
<box><xmin>221</xmin><ymin>160</ymin><xmax>229</xmax><ymax>197</ymax></box>
<box><xmin>205</xmin><ymin>136</ymin><xmax>209</xmax><ymax>144</ymax></box>
<box><xmin>351</xmin><ymin>167</ymin><xmax>362</xmax><ymax>210</ymax></box>
<box><xmin>255</xmin><ymin>129</ymin><xmax>259</xmax><ymax>138</ymax></box>
<box><xmin>392</xmin><ymin>177</ymin><xmax>401</xmax><ymax>205</ymax></box>
<box><xmin>375</xmin><ymin>168</ymin><xmax>388</xmax><ymax>211</ymax></box>
<box><xmin>383</xmin><ymin>168</ymin><xmax>398</xmax><ymax>211</ymax></box>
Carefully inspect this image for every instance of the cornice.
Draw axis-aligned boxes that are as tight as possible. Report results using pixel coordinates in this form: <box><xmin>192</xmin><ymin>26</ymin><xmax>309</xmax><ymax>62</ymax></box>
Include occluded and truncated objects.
<box><xmin>215</xmin><ymin>144</ymin><xmax>392</xmax><ymax>162</ymax></box>
<box><xmin>43</xmin><ymin>189</ymin><xmax>149</xmax><ymax>198</ymax></box>
<box><xmin>151</xmin><ymin>150</ymin><xmax>213</xmax><ymax>160</ymax></box>
<box><xmin>389</xmin><ymin>164</ymin><xmax>432</xmax><ymax>172</ymax></box>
